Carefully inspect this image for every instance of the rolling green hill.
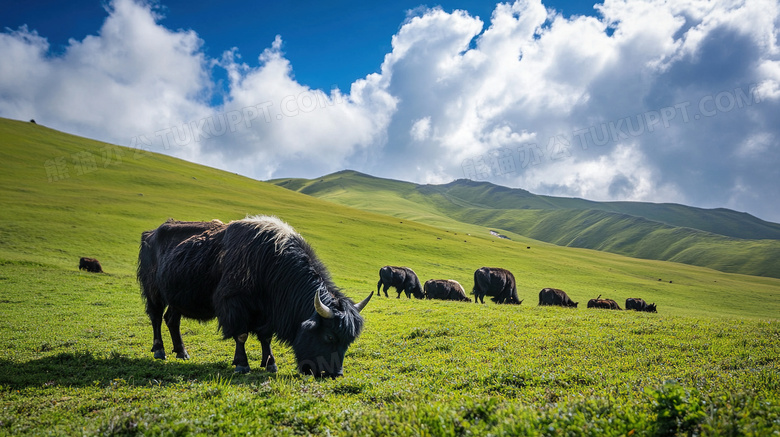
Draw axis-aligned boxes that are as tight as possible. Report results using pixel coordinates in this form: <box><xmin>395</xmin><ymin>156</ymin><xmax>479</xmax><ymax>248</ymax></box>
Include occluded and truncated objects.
<box><xmin>1</xmin><ymin>116</ymin><xmax>778</xmax><ymax>317</ymax></box>
<box><xmin>271</xmin><ymin>170</ymin><xmax>780</xmax><ymax>279</ymax></box>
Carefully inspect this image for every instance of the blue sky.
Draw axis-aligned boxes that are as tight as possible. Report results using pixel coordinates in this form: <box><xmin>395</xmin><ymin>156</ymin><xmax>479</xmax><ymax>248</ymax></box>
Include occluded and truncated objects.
<box><xmin>2</xmin><ymin>0</ymin><xmax>779</xmax><ymax>222</ymax></box>
<box><xmin>3</xmin><ymin>1</ymin><xmax>597</xmax><ymax>92</ymax></box>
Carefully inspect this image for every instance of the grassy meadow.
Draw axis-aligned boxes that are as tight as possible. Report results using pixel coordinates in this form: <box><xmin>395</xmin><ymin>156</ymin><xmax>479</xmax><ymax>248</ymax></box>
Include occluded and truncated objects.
<box><xmin>1</xmin><ymin>118</ymin><xmax>780</xmax><ymax>435</ymax></box>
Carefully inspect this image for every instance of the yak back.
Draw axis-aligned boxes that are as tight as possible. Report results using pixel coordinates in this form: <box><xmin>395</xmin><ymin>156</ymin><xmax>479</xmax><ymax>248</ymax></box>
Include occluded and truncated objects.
<box><xmin>138</xmin><ymin>219</ymin><xmax>226</xmax><ymax>306</ymax></box>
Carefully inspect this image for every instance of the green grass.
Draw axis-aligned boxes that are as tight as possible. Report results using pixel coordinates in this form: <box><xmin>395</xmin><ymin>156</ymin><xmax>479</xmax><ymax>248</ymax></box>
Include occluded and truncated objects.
<box><xmin>1</xmin><ymin>117</ymin><xmax>780</xmax><ymax>435</ymax></box>
<box><xmin>271</xmin><ymin>171</ymin><xmax>780</xmax><ymax>279</ymax></box>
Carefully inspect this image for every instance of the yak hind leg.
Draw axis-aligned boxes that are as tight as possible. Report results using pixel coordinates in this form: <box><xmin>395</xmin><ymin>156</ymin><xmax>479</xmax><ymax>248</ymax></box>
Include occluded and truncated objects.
<box><xmin>259</xmin><ymin>336</ymin><xmax>277</xmax><ymax>373</ymax></box>
<box><xmin>232</xmin><ymin>333</ymin><xmax>251</xmax><ymax>374</ymax></box>
<box><xmin>378</xmin><ymin>280</ymin><xmax>389</xmax><ymax>298</ymax></box>
<box><xmin>163</xmin><ymin>308</ymin><xmax>189</xmax><ymax>360</ymax></box>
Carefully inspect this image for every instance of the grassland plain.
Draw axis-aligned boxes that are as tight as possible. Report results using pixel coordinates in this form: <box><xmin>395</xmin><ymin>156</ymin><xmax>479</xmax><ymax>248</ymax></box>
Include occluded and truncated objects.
<box><xmin>1</xmin><ymin>118</ymin><xmax>779</xmax><ymax>435</ymax></box>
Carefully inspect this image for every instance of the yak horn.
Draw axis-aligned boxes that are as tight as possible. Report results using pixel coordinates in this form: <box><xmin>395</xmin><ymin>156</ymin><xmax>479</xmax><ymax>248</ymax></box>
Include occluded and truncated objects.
<box><xmin>314</xmin><ymin>291</ymin><xmax>335</xmax><ymax>319</ymax></box>
<box><xmin>355</xmin><ymin>291</ymin><xmax>374</xmax><ymax>313</ymax></box>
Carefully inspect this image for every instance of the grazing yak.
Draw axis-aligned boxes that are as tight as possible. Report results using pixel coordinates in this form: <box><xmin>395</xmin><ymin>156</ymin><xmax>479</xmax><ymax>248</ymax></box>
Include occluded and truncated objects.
<box><xmin>424</xmin><ymin>279</ymin><xmax>470</xmax><ymax>302</ymax></box>
<box><xmin>538</xmin><ymin>288</ymin><xmax>578</xmax><ymax>308</ymax></box>
<box><xmin>473</xmin><ymin>267</ymin><xmax>523</xmax><ymax>304</ymax></box>
<box><xmin>587</xmin><ymin>295</ymin><xmax>622</xmax><ymax>310</ymax></box>
<box><xmin>79</xmin><ymin>257</ymin><xmax>103</xmax><ymax>273</ymax></box>
<box><xmin>138</xmin><ymin>216</ymin><xmax>372</xmax><ymax>377</ymax></box>
<box><xmin>626</xmin><ymin>298</ymin><xmax>657</xmax><ymax>313</ymax></box>
<box><xmin>377</xmin><ymin>266</ymin><xmax>424</xmax><ymax>299</ymax></box>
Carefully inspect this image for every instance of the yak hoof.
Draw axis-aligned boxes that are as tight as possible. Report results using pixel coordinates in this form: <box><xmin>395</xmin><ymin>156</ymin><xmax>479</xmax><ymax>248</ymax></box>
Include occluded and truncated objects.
<box><xmin>176</xmin><ymin>351</ymin><xmax>190</xmax><ymax>360</ymax></box>
<box><xmin>265</xmin><ymin>363</ymin><xmax>278</xmax><ymax>373</ymax></box>
<box><xmin>153</xmin><ymin>350</ymin><xmax>166</xmax><ymax>360</ymax></box>
<box><xmin>234</xmin><ymin>365</ymin><xmax>251</xmax><ymax>374</ymax></box>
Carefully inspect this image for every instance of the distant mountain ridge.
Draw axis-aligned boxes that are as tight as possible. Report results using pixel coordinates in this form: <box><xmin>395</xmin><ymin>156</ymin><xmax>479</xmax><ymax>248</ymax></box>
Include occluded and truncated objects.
<box><xmin>421</xmin><ymin>178</ymin><xmax>780</xmax><ymax>240</ymax></box>
<box><xmin>271</xmin><ymin>170</ymin><xmax>780</xmax><ymax>278</ymax></box>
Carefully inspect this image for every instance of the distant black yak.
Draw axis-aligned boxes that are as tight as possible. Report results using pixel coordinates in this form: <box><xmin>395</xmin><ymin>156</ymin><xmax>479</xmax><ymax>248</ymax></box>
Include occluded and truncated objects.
<box><xmin>586</xmin><ymin>294</ymin><xmax>602</xmax><ymax>309</ymax></box>
<box><xmin>79</xmin><ymin>257</ymin><xmax>103</xmax><ymax>273</ymax></box>
<box><xmin>377</xmin><ymin>266</ymin><xmax>424</xmax><ymax>299</ymax></box>
<box><xmin>626</xmin><ymin>298</ymin><xmax>657</xmax><ymax>313</ymax></box>
<box><xmin>137</xmin><ymin>216</ymin><xmax>372</xmax><ymax>377</ymax></box>
<box><xmin>424</xmin><ymin>279</ymin><xmax>470</xmax><ymax>302</ymax></box>
<box><xmin>587</xmin><ymin>295</ymin><xmax>622</xmax><ymax>310</ymax></box>
<box><xmin>473</xmin><ymin>267</ymin><xmax>523</xmax><ymax>304</ymax></box>
<box><xmin>538</xmin><ymin>288</ymin><xmax>578</xmax><ymax>308</ymax></box>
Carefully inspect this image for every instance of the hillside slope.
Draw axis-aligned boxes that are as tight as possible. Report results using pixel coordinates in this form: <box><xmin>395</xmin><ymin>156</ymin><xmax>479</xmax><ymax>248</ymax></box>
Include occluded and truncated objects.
<box><xmin>1</xmin><ymin>117</ymin><xmax>779</xmax><ymax>319</ymax></box>
<box><xmin>271</xmin><ymin>170</ymin><xmax>780</xmax><ymax>278</ymax></box>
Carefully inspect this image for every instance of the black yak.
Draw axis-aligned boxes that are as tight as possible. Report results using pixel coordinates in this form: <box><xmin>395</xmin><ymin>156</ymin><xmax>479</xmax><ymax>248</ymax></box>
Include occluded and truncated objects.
<box><xmin>586</xmin><ymin>294</ymin><xmax>602</xmax><ymax>309</ymax></box>
<box><xmin>626</xmin><ymin>298</ymin><xmax>657</xmax><ymax>313</ymax></box>
<box><xmin>424</xmin><ymin>279</ymin><xmax>470</xmax><ymax>302</ymax></box>
<box><xmin>472</xmin><ymin>267</ymin><xmax>523</xmax><ymax>304</ymax></box>
<box><xmin>587</xmin><ymin>295</ymin><xmax>622</xmax><ymax>310</ymax></box>
<box><xmin>377</xmin><ymin>266</ymin><xmax>424</xmax><ymax>299</ymax></box>
<box><xmin>538</xmin><ymin>288</ymin><xmax>578</xmax><ymax>308</ymax></box>
<box><xmin>137</xmin><ymin>216</ymin><xmax>372</xmax><ymax>377</ymax></box>
<box><xmin>79</xmin><ymin>257</ymin><xmax>103</xmax><ymax>273</ymax></box>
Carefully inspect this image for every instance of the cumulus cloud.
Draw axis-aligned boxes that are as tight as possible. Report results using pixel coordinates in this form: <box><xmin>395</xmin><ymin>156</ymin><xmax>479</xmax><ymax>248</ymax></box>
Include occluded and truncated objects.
<box><xmin>0</xmin><ymin>0</ymin><xmax>212</xmax><ymax>143</ymax></box>
<box><xmin>1</xmin><ymin>0</ymin><xmax>778</xmax><ymax>221</ymax></box>
<box><xmin>359</xmin><ymin>0</ymin><xmax>780</xmax><ymax>221</ymax></box>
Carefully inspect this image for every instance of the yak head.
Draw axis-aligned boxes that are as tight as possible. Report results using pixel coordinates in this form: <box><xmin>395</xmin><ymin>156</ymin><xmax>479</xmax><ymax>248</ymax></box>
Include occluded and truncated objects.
<box><xmin>293</xmin><ymin>290</ymin><xmax>372</xmax><ymax>378</ymax></box>
<box><xmin>647</xmin><ymin>302</ymin><xmax>657</xmax><ymax>313</ymax></box>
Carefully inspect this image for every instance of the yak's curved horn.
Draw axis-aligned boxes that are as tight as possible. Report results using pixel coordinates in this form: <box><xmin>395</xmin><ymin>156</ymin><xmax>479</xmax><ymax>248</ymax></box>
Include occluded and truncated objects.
<box><xmin>315</xmin><ymin>291</ymin><xmax>335</xmax><ymax>319</ymax></box>
<box><xmin>355</xmin><ymin>291</ymin><xmax>374</xmax><ymax>313</ymax></box>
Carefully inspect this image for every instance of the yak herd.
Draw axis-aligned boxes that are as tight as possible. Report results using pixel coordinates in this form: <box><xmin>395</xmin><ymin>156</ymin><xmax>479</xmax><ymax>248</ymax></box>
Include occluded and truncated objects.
<box><xmin>136</xmin><ymin>216</ymin><xmax>657</xmax><ymax>377</ymax></box>
<box><xmin>376</xmin><ymin>265</ymin><xmax>658</xmax><ymax>313</ymax></box>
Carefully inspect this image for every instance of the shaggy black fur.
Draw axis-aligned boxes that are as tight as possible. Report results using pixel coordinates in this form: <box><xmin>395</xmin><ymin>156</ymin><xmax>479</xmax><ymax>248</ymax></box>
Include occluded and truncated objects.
<box><xmin>138</xmin><ymin>216</ymin><xmax>371</xmax><ymax>377</ymax></box>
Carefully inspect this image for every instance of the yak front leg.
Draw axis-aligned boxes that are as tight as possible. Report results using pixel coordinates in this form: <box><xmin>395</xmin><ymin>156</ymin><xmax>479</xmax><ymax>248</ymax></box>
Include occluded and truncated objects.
<box><xmin>259</xmin><ymin>336</ymin><xmax>277</xmax><ymax>373</ymax></box>
<box><xmin>146</xmin><ymin>300</ymin><xmax>166</xmax><ymax>360</ymax></box>
<box><xmin>232</xmin><ymin>333</ymin><xmax>251</xmax><ymax>374</ymax></box>
<box><xmin>164</xmin><ymin>308</ymin><xmax>189</xmax><ymax>359</ymax></box>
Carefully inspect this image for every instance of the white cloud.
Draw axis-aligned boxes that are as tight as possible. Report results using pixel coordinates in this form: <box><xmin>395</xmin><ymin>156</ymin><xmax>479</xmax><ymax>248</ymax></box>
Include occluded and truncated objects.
<box><xmin>1</xmin><ymin>0</ymin><xmax>779</xmax><ymax>221</ymax></box>
<box><xmin>410</xmin><ymin>117</ymin><xmax>432</xmax><ymax>141</ymax></box>
<box><xmin>0</xmin><ymin>0</ymin><xmax>212</xmax><ymax>143</ymax></box>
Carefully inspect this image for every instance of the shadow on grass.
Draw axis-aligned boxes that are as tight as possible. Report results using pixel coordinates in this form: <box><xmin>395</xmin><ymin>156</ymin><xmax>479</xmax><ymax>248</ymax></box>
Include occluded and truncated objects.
<box><xmin>0</xmin><ymin>352</ymin><xmax>276</xmax><ymax>389</ymax></box>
